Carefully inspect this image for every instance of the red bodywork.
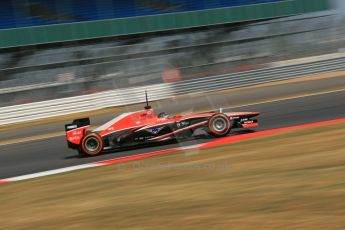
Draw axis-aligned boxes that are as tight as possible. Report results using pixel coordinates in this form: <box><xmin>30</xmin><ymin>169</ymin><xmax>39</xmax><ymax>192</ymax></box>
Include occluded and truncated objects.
<box><xmin>95</xmin><ymin>109</ymin><xmax>216</xmax><ymax>137</ymax></box>
<box><xmin>66</xmin><ymin>126</ymin><xmax>89</xmax><ymax>145</ymax></box>
<box><xmin>65</xmin><ymin>108</ymin><xmax>259</xmax><ymax>156</ymax></box>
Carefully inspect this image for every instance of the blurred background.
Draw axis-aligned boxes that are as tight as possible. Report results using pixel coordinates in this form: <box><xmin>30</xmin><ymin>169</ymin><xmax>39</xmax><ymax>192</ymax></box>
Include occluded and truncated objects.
<box><xmin>3</xmin><ymin>2</ymin><xmax>345</xmax><ymax>228</ymax></box>
<box><xmin>0</xmin><ymin>0</ymin><xmax>342</xmax><ymax>107</ymax></box>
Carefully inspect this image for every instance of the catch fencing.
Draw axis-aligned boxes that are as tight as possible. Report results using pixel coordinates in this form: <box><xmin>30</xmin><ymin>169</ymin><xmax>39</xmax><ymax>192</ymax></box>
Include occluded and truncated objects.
<box><xmin>0</xmin><ymin>57</ymin><xmax>344</xmax><ymax>125</ymax></box>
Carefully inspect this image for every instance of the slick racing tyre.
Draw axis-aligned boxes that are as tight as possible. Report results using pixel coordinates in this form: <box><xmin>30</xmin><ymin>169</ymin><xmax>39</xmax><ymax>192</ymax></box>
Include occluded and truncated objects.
<box><xmin>79</xmin><ymin>133</ymin><xmax>104</xmax><ymax>157</ymax></box>
<box><xmin>208</xmin><ymin>114</ymin><xmax>231</xmax><ymax>137</ymax></box>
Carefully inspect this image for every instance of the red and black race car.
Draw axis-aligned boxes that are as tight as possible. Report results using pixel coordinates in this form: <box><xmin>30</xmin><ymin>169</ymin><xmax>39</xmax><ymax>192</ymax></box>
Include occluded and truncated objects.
<box><xmin>65</xmin><ymin>94</ymin><xmax>259</xmax><ymax>157</ymax></box>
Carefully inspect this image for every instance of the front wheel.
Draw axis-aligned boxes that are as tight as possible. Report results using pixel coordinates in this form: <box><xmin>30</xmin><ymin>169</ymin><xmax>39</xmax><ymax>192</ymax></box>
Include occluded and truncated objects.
<box><xmin>208</xmin><ymin>114</ymin><xmax>231</xmax><ymax>137</ymax></box>
<box><xmin>79</xmin><ymin>133</ymin><xmax>104</xmax><ymax>157</ymax></box>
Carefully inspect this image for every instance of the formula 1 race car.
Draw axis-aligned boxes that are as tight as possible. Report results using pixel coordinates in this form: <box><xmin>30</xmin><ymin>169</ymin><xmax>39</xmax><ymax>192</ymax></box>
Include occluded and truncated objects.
<box><xmin>65</xmin><ymin>93</ymin><xmax>259</xmax><ymax>157</ymax></box>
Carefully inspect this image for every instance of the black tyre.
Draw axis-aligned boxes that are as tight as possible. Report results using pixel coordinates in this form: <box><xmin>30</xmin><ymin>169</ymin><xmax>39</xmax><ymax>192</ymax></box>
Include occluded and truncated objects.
<box><xmin>208</xmin><ymin>114</ymin><xmax>231</xmax><ymax>137</ymax></box>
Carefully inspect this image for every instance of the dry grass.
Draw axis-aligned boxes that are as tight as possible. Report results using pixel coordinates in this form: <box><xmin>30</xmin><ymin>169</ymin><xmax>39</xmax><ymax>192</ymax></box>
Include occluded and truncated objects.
<box><xmin>1</xmin><ymin>122</ymin><xmax>345</xmax><ymax>230</ymax></box>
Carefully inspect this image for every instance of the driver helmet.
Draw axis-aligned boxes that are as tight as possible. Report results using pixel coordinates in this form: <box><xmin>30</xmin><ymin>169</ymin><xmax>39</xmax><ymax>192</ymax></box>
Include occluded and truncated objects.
<box><xmin>158</xmin><ymin>112</ymin><xmax>169</xmax><ymax>118</ymax></box>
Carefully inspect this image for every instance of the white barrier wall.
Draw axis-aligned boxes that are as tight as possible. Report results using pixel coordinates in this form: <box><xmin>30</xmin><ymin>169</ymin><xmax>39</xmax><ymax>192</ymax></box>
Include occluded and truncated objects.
<box><xmin>0</xmin><ymin>57</ymin><xmax>344</xmax><ymax>125</ymax></box>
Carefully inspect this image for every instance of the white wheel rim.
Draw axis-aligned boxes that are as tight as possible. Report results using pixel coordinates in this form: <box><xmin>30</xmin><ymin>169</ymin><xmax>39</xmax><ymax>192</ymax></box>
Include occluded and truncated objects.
<box><xmin>212</xmin><ymin>117</ymin><xmax>227</xmax><ymax>132</ymax></box>
<box><xmin>85</xmin><ymin>137</ymin><xmax>100</xmax><ymax>152</ymax></box>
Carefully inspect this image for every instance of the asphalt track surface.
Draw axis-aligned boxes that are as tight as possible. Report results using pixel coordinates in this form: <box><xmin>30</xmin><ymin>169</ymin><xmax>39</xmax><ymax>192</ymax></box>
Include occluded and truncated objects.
<box><xmin>2</xmin><ymin>75</ymin><xmax>345</xmax><ymax>141</ymax></box>
<box><xmin>1</xmin><ymin>90</ymin><xmax>345</xmax><ymax>179</ymax></box>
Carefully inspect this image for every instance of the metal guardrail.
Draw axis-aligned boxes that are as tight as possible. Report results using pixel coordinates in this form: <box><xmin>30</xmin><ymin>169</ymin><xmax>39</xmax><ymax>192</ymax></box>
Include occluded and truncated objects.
<box><xmin>0</xmin><ymin>57</ymin><xmax>344</xmax><ymax>126</ymax></box>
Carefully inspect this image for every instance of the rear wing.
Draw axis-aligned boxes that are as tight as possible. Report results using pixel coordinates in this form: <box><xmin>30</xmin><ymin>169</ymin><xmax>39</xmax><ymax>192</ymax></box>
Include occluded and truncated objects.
<box><xmin>65</xmin><ymin>118</ymin><xmax>90</xmax><ymax>148</ymax></box>
<box><xmin>65</xmin><ymin>118</ymin><xmax>90</xmax><ymax>132</ymax></box>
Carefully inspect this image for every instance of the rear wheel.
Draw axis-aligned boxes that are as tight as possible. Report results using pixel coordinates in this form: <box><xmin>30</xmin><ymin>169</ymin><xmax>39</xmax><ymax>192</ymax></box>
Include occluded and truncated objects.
<box><xmin>208</xmin><ymin>114</ymin><xmax>231</xmax><ymax>137</ymax></box>
<box><xmin>79</xmin><ymin>133</ymin><xmax>103</xmax><ymax>157</ymax></box>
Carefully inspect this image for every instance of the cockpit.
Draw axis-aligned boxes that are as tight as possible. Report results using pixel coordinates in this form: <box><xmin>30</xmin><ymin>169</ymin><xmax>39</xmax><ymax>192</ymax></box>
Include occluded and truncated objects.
<box><xmin>157</xmin><ymin>112</ymin><xmax>170</xmax><ymax>119</ymax></box>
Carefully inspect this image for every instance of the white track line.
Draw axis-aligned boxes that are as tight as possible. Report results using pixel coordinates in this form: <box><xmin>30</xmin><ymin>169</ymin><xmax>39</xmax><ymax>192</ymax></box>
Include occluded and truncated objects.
<box><xmin>1</xmin><ymin>164</ymin><xmax>98</xmax><ymax>182</ymax></box>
